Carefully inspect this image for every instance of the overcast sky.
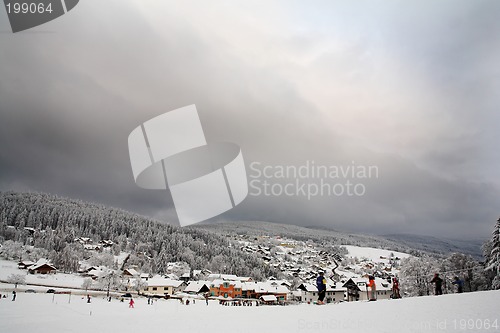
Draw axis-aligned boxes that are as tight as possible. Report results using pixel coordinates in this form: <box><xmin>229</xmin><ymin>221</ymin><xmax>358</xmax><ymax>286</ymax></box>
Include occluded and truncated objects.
<box><xmin>1</xmin><ymin>0</ymin><xmax>499</xmax><ymax>239</ymax></box>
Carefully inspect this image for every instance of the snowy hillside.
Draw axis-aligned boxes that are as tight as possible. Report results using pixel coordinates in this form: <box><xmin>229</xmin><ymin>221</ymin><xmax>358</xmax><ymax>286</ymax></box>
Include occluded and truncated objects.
<box><xmin>199</xmin><ymin>220</ymin><xmax>483</xmax><ymax>257</ymax></box>
<box><xmin>1</xmin><ymin>289</ymin><xmax>498</xmax><ymax>333</ymax></box>
<box><xmin>0</xmin><ymin>191</ymin><xmax>280</xmax><ymax>280</ymax></box>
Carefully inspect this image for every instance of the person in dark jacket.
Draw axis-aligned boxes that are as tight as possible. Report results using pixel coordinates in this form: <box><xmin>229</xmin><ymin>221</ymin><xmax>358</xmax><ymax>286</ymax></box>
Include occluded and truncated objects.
<box><xmin>452</xmin><ymin>276</ymin><xmax>464</xmax><ymax>293</ymax></box>
<box><xmin>430</xmin><ymin>273</ymin><xmax>443</xmax><ymax>295</ymax></box>
<box><xmin>316</xmin><ymin>271</ymin><xmax>327</xmax><ymax>305</ymax></box>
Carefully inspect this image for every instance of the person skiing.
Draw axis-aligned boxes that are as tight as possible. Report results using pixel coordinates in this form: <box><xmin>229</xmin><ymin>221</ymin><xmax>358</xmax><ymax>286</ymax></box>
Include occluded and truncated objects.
<box><xmin>452</xmin><ymin>276</ymin><xmax>464</xmax><ymax>293</ymax></box>
<box><xmin>87</xmin><ymin>294</ymin><xmax>91</xmax><ymax>303</ymax></box>
<box><xmin>316</xmin><ymin>271</ymin><xmax>327</xmax><ymax>305</ymax></box>
<box><xmin>392</xmin><ymin>277</ymin><xmax>401</xmax><ymax>299</ymax></box>
<box><xmin>129</xmin><ymin>298</ymin><xmax>135</xmax><ymax>308</ymax></box>
<box><xmin>430</xmin><ymin>273</ymin><xmax>443</xmax><ymax>295</ymax></box>
<box><xmin>367</xmin><ymin>276</ymin><xmax>377</xmax><ymax>301</ymax></box>
<box><xmin>12</xmin><ymin>290</ymin><xmax>16</xmax><ymax>301</ymax></box>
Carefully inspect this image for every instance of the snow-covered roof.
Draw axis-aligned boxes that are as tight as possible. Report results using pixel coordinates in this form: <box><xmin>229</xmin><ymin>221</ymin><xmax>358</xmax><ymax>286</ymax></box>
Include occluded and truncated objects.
<box><xmin>123</xmin><ymin>268</ymin><xmax>139</xmax><ymax>276</ymax></box>
<box><xmin>28</xmin><ymin>259</ymin><xmax>56</xmax><ymax>271</ymax></box>
<box><xmin>210</xmin><ymin>279</ymin><xmax>242</xmax><ymax>289</ymax></box>
<box><xmin>184</xmin><ymin>281</ymin><xmax>210</xmax><ymax>293</ymax></box>
<box><xmin>146</xmin><ymin>276</ymin><xmax>185</xmax><ymax>288</ymax></box>
<box><xmin>207</xmin><ymin>273</ymin><xmax>239</xmax><ymax>281</ymax></box>
<box><xmin>298</xmin><ymin>283</ymin><xmax>317</xmax><ymax>292</ymax></box>
<box><xmin>164</xmin><ymin>273</ymin><xmax>180</xmax><ymax>280</ymax></box>
<box><xmin>86</xmin><ymin>267</ymin><xmax>111</xmax><ymax>278</ymax></box>
<box><xmin>260</xmin><ymin>295</ymin><xmax>277</xmax><ymax>302</ymax></box>
<box><xmin>234</xmin><ymin>276</ymin><xmax>252</xmax><ymax>282</ymax></box>
<box><xmin>374</xmin><ymin>278</ymin><xmax>392</xmax><ymax>291</ymax></box>
<box><xmin>244</xmin><ymin>282</ymin><xmax>289</xmax><ymax>294</ymax></box>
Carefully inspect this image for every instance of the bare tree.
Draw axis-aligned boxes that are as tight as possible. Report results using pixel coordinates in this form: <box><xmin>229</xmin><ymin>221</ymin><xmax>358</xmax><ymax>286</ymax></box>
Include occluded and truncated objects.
<box><xmin>7</xmin><ymin>273</ymin><xmax>26</xmax><ymax>289</ymax></box>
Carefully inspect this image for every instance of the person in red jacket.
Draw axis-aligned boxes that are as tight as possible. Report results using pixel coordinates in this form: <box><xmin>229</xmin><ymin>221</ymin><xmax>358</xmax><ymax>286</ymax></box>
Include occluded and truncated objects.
<box><xmin>367</xmin><ymin>276</ymin><xmax>377</xmax><ymax>301</ymax></box>
<box><xmin>392</xmin><ymin>277</ymin><xmax>401</xmax><ymax>299</ymax></box>
<box><xmin>129</xmin><ymin>298</ymin><xmax>135</xmax><ymax>308</ymax></box>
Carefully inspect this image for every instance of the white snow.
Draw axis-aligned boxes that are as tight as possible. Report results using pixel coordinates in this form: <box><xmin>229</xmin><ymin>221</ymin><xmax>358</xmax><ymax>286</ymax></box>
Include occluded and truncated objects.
<box><xmin>342</xmin><ymin>245</ymin><xmax>411</xmax><ymax>263</ymax></box>
<box><xmin>0</xmin><ymin>260</ymin><xmax>86</xmax><ymax>289</ymax></box>
<box><xmin>0</xmin><ymin>288</ymin><xmax>499</xmax><ymax>333</ymax></box>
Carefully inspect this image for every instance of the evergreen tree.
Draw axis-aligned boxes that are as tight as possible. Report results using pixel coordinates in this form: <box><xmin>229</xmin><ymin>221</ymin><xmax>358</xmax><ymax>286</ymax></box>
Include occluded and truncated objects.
<box><xmin>485</xmin><ymin>217</ymin><xmax>500</xmax><ymax>289</ymax></box>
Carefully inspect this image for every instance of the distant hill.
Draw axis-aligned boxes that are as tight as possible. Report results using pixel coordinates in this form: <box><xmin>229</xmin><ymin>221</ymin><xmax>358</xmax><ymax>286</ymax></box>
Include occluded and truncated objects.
<box><xmin>197</xmin><ymin>221</ymin><xmax>485</xmax><ymax>258</ymax></box>
<box><xmin>382</xmin><ymin>233</ymin><xmax>484</xmax><ymax>259</ymax></box>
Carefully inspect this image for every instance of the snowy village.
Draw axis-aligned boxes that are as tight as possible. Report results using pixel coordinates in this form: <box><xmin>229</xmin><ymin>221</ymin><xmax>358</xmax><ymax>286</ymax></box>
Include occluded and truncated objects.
<box><xmin>0</xmin><ymin>232</ymin><xmax>408</xmax><ymax>305</ymax></box>
<box><xmin>2</xmin><ymin>1</ymin><xmax>500</xmax><ymax>332</ymax></box>
<box><xmin>1</xmin><ymin>193</ymin><xmax>499</xmax><ymax>333</ymax></box>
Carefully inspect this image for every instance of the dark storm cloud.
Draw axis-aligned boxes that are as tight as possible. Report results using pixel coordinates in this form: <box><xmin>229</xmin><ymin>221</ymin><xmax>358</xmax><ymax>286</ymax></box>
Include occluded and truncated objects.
<box><xmin>0</xmin><ymin>0</ymin><xmax>499</xmax><ymax>239</ymax></box>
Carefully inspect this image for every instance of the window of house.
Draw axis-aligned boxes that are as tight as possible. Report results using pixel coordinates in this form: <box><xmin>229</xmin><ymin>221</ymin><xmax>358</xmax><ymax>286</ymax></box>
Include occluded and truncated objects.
<box><xmin>223</xmin><ymin>282</ymin><xmax>229</xmax><ymax>288</ymax></box>
<box><xmin>152</xmin><ymin>287</ymin><xmax>157</xmax><ymax>291</ymax></box>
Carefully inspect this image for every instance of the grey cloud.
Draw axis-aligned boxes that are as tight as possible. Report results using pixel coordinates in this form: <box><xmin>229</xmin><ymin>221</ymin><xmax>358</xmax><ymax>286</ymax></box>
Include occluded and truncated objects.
<box><xmin>0</xmin><ymin>0</ymin><xmax>499</xmax><ymax>239</ymax></box>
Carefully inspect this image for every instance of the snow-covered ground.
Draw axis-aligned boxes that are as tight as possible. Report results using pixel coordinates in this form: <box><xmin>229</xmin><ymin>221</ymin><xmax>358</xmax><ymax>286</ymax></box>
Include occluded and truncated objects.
<box><xmin>0</xmin><ymin>260</ymin><xmax>85</xmax><ymax>289</ymax></box>
<box><xmin>342</xmin><ymin>245</ymin><xmax>411</xmax><ymax>263</ymax></box>
<box><xmin>0</xmin><ymin>289</ymin><xmax>498</xmax><ymax>333</ymax></box>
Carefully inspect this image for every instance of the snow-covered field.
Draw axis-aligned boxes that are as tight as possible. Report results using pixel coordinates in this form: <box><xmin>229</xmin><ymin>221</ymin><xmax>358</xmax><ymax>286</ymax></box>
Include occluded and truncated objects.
<box><xmin>1</xmin><ymin>289</ymin><xmax>499</xmax><ymax>333</ymax></box>
<box><xmin>0</xmin><ymin>260</ymin><xmax>85</xmax><ymax>289</ymax></box>
<box><xmin>342</xmin><ymin>245</ymin><xmax>411</xmax><ymax>262</ymax></box>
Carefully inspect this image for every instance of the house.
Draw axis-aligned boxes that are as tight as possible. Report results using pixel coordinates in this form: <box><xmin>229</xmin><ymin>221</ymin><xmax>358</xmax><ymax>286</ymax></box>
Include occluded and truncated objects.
<box><xmin>234</xmin><ymin>276</ymin><xmax>253</xmax><ymax>282</ymax></box>
<box><xmin>78</xmin><ymin>265</ymin><xmax>97</xmax><ymax>274</ymax></box>
<box><xmin>298</xmin><ymin>283</ymin><xmax>346</xmax><ymax>304</ymax></box>
<box><xmin>74</xmin><ymin>237</ymin><xmax>93</xmax><ymax>245</ymax></box>
<box><xmin>343</xmin><ymin>278</ymin><xmax>364</xmax><ymax>302</ymax></box>
<box><xmin>210</xmin><ymin>280</ymin><xmax>242</xmax><ymax>299</ymax></box>
<box><xmin>253</xmin><ymin>281</ymin><xmax>289</xmax><ymax>301</ymax></box>
<box><xmin>18</xmin><ymin>260</ymin><xmax>35</xmax><ymax>269</ymax></box>
<box><xmin>84</xmin><ymin>244</ymin><xmax>102</xmax><ymax>251</ymax></box>
<box><xmin>239</xmin><ymin>281</ymin><xmax>289</xmax><ymax>301</ymax></box>
<box><xmin>342</xmin><ymin>277</ymin><xmax>392</xmax><ymax>301</ymax></box>
<box><xmin>260</xmin><ymin>294</ymin><xmax>277</xmax><ymax>305</ymax></box>
<box><xmin>28</xmin><ymin>260</ymin><xmax>56</xmax><ymax>274</ymax></box>
<box><xmin>180</xmin><ymin>272</ymin><xmax>191</xmax><ymax>282</ymax></box>
<box><xmin>184</xmin><ymin>281</ymin><xmax>210</xmax><ymax>294</ymax></box>
<box><xmin>100</xmin><ymin>240</ymin><xmax>114</xmax><ymax>248</ymax></box>
<box><xmin>207</xmin><ymin>273</ymin><xmax>238</xmax><ymax>281</ymax></box>
<box><xmin>81</xmin><ymin>266</ymin><xmax>108</xmax><ymax>280</ymax></box>
<box><xmin>123</xmin><ymin>268</ymin><xmax>139</xmax><ymax>277</ymax></box>
<box><xmin>23</xmin><ymin>227</ymin><xmax>35</xmax><ymax>235</ymax></box>
<box><xmin>373</xmin><ymin>278</ymin><xmax>393</xmax><ymax>300</ymax></box>
<box><xmin>141</xmin><ymin>276</ymin><xmax>187</xmax><ymax>296</ymax></box>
